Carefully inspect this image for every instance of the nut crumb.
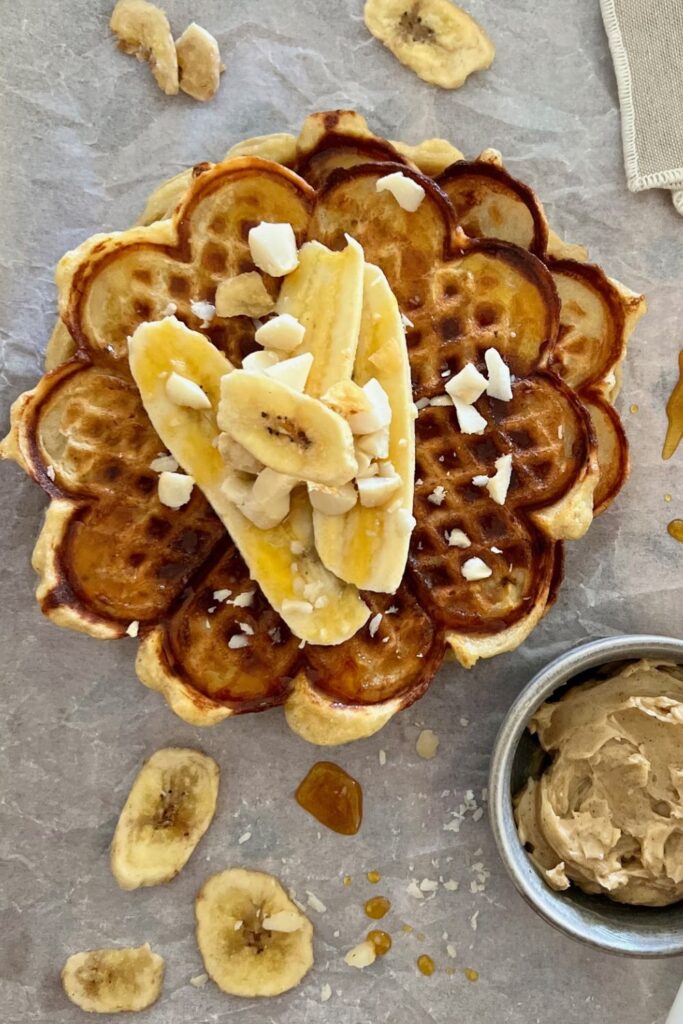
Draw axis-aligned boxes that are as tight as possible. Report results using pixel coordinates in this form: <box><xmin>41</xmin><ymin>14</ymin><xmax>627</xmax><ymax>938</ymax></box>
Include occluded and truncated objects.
<box><xmin>416</xmin><ymin>728</ymin><xmax>439</xmax><ymax>759</ymax></box>
<box><xmin>306</xmin><ymin>891</ymin><xmax>327</xmax><ymax>914</ymax></box>
<box><xmin>344</xmin><ymin>939</ymin><xmax>376</xmax><ymax>969</ymax></box>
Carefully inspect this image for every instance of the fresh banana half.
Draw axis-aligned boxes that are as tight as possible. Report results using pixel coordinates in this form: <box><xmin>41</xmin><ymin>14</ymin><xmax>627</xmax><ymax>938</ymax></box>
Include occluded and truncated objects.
<box><xmin>128</xmin><ymin>228</ymin><xmax>415</xmax><ymax>646</ymax></box>
<box><xmin>111</xmin><ymin>747</ymin><xmax>219</xmax><ymax>890</ymax></box>
<box><xmin>364</xmin><ymin>0</ymin><xmax>495</xmax><ymax>89</ymax></box>
<box><xmin>313</xmin><ymin>263</ymin><xmax>415</xmax><ymax>592</ymax></box>
<box><xmin>61</xmin><ymin>943</ymin><xmax>164</xmax><ymax>1014</ymax></box>
<box><xmin>128</xmin><ymin>316</ymin><xmax>371</xmax><ymax>645</ymax></box>
<box><xmin>195</xmin><ymin>868</ymin><xmax>314</xmax><ymax>998</ymax></box>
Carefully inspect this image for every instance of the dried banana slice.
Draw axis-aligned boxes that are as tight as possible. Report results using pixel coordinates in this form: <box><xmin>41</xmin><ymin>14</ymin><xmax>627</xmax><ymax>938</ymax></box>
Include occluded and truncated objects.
<box><xmin>364</xmin><ymin>0</ymin><xmax>494</xmax><ymax>90</ymax></box>
<box><xmin>110</xmin><ymin>0</ymin><xmax>179</xmax><ymax>96</ymax></box>
<box><xmin>111</xmin><ymin>747</ymin><xmax>219</xmax><ymax>890</ymax></box>
<box><xmin>129</xmin><ymin>316</ymin><xmax>369</xmax><ymax>644</ymax></box>
<box><xmin>218</xmin><ymin>371</ymin><xmax>358</xmax><ymax>486</ymax></box>
<box><xmin>61</xmin><ymin>944</ymin><xmax>164</xmax><ymax>1014</ymax></box>
<box><xmin>313</xmin><ymin>264</ymin><xmax>415</xmax><ymax>592</ymax></box>
<box><xmin>175</xmin><ymin>23</ymin><xmax>223</xmax><ymax>102</ymax></box>
<box><xmin>195</xmin><ymin>868</ymin><xmax>313</xmax><ymax>997</ymax></box>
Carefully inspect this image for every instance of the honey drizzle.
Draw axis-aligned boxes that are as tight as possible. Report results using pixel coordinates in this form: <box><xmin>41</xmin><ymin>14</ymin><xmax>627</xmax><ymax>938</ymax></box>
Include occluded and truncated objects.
<box><xmin>295</xmin><ymin>761</ymin><xmax>362</xmax><ymax>835</ymax></box>
<box><xmin>663</xmin><ymin>351</ymin><xmax>683</xmax><ymax>459</ymax></box>
<box><xmin>417</xmin><ymin>954</ymin><xmax>435</xmax><ymax>976</ymax></box>
<box><xmin>367</xmin><ymin>929</ymin><xmax>392</xmax><ymax>955</ymax></box>
<box><xmin>668</xmin><ymin>519</ymin><xmax>683</xmax><ymax>543</ymax></box>
<box><xmin>364</xmin><ymin>896</ymin><xmax>391</xmax><ymax>920</ymax></box>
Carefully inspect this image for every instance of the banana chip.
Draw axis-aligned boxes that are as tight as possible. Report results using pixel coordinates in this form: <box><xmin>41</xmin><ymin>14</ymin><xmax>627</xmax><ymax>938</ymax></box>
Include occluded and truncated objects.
<box><xmin>110</xmin><ymin>0</ymin><xmax>178</xmax><ymax>96</ymax></box>
<box><xmin>111</xmin><ymin>747</ymin><xmax>219</xmax><ymax>890</ymax></box>
<box><xmin>62</xmin><ymin>944</ymin><xmax>164</xmax><ymax>1014</ymax></box>
<box><xmin>364</xmin><ymin>0</ymin><xmax>494</xmax><ymax>89</ymax></box>
<box><xmin>175</xmin><ymin>23</ymin><xmax>223</xmax><ymax>102</ymax></box>
<box><xmin>195</xmin><ymin>868</ymin><xmax>314</xmax><ymax>997</ymax></box>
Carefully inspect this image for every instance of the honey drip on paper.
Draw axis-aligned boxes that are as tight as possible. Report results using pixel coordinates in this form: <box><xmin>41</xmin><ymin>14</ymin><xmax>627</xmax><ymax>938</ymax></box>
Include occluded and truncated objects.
<box><xmin>662</xmin><ymin>351</ymin><xmax>683</xmax><ymax>459</ymax></box>
<box><xmin>365</xmin><ymin>896</ymin><xmax>391</xmax><ymax>920</ymax></box>
<box><xmin>295</xmin><ymin>761</ymin><xmax>362</xmax><ymax>835</ymax></box>
<box><xmin>417</xmin><ymin>954</ymin><xmax>435</xmax><ymax>976</ymax></box>
<box><xmin>668</xmin><ymin>520</ymin><xmax>683</xmax><ymax>543</ymax></box>
<box><xmin>465</xmin><ymin>967</ymin><xmax>480</xmax><ymax>982</ymax></box>
<box><xmin>367</xmin><ymin>870</ymin><xmax>381</xmax><ymax>883</ymax></box>
<box><xmin>367</xmin><ymin>929</ymin><xmax>392</xmax><ymax>955</ymax></box>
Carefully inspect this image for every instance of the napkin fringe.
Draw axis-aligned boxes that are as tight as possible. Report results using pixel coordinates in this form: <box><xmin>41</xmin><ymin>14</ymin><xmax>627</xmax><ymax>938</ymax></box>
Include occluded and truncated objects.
<box><xmin>601</xmin><ymin>0</ymin><xmax>683</xmax><ymax>192</ymax></box>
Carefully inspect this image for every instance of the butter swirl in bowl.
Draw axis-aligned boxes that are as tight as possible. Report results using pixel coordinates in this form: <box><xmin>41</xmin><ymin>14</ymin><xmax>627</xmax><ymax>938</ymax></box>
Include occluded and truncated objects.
<box><xmin>489</xmin><ymin>635</ymin><xmax>683</xmax><ymax>956</ymax></box>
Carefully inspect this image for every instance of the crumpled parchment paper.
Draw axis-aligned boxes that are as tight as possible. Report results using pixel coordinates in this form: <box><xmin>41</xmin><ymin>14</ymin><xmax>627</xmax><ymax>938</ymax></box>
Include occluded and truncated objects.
<box><xmin>1</xmin><ymin>2</ymin><xmax>681</xmax><ymax>1023</ymax></box>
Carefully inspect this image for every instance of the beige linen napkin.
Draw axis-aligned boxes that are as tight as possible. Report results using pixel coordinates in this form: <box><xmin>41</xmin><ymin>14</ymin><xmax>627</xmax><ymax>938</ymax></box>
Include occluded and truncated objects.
<box><xmin>601</xmin><ymin>0</ymin><xmax>683</xmax><ymax>214</ymax></box>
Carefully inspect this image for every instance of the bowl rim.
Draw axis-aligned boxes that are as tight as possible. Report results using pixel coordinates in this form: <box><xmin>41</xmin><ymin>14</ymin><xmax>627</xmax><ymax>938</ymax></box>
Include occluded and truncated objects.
<box><xmin>488</xmin><ymin>633</ymin><xmax>683</xmax><ymax>957</ymax></box>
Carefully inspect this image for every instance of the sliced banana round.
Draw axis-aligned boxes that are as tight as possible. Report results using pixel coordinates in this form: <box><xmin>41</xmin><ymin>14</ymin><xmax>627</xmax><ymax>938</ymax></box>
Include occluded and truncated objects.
<box><xmin>364</xmin><ymin>0</ymin><xmax>494</xmax><ymax>90</ymax></box>
<box><xmin>195</xmin><ymin>868</ymin><xmax>314</xmax><ymax>998</ymax></box>
<box><xmin>61</xmin><ymin>943</ymin><xmax>164</xmax><ymax>1014</ymax></box>
<box><xmin>218</xmin><ymin>370</ymin><xmax>357</xmax><ymax>486</ymax></box>
<box><xmin>111</xmin><ymin>747</ymin><xmax>219</xmax><ymax>890</ymax></box>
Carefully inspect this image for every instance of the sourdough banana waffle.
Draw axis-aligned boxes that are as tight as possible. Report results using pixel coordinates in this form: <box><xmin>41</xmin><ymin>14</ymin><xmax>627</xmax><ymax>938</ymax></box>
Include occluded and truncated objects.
<box><xmin>1</xmin><ymin>112</ymin><xmax>643</xmax><ymax>743</ymax></box>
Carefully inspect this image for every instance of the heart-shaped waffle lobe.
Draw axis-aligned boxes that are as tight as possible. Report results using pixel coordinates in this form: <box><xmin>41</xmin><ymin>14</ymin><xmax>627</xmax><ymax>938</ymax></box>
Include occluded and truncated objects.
<box><xmin>1</xmin><ymin>111</ymin><xmax>645</xmax><ymax>744</ymax></box>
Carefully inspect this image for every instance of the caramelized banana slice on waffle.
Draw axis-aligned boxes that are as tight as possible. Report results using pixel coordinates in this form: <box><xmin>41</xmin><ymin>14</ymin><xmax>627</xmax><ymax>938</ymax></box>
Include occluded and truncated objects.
<box><xmin>56</xmin><ymin>158</ymin><xmax>315</xmax><ymax>366</ymax></box>
<box><xmin>548</xmin><ymin>259</ymin><xmax>644</xmax><ymax>513</ymax></box>
<box><xmin>288</xmin><ymin>587</ymin><xmax>446</xmax><ymax>745</ymax></box>
<box><xmin>139</xmin><ymin>539</ymin><xmax>445</xmax><ymax>741</ymax></box>
<box><xmin>137</xmin><ymin>543</ymin><xmax>302</xmax><ymax>724</ymax></box>
<box><xmin>310</xmin><ymin>164</ymin><xmax>559</xmax><ymax>396</ymax></box>
<box><xmin>409</xmin><ymin>392</ymin><xmax>586</xmax><ymax>665</ymax></box>
<box><xmin>295</xmin><ymin>110</ymin><xmax>411</xmax><ymax>189</ymax></box>
<box><xmin>438</xmin><ymin>160</ymin><xmax>549</xmax><ymax>255</ymax></box>
<box><xmin>434</xmin><ymin>150</ymin><xmax>645</xmax><ymax>515</ymax></box>
<box><xmin>3</xmin><ymin>359</ymin><xmax>223</xmax><ymax>636</ymax></box>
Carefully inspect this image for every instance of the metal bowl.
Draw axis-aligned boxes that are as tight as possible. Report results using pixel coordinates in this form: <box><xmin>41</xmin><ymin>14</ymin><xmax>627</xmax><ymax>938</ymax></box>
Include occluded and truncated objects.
<box><xmin>489</xmin><ymin>634</ymin><xmax>683</xmax><ymax>957</ymax></box>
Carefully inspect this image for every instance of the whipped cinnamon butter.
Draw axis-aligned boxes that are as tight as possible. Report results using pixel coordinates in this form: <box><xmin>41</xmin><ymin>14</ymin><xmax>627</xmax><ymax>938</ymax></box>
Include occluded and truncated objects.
<box><xmin>515</xmin><ymin>660</ymin><xmax>683</xmax><ymax>907</ymax></box>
